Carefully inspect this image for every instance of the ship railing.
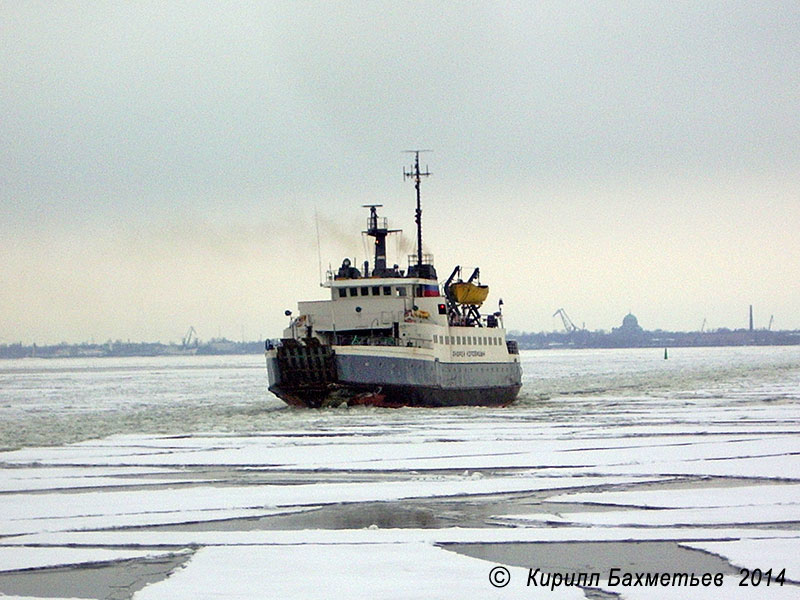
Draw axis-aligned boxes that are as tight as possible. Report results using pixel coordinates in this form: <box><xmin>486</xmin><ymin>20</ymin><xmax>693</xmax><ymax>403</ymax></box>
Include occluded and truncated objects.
<box><xmin>367</xmin><ymin>217</ymin><xmax>388</xmax><ymax>230</ymax></box>
<box><xmin>335</xmin><ymin>335</ymin><xmax>433</xmax><ymax>350</ymax></box>
<box><xmin>407</xmin><ymin>253</ymin><xmax>435</xmax><ymax>267</ymax></box>
<box><xmin>448</xmin><ymin>315</ymin><xmax>480</xmax><ymax>328</ymax></box>
<box><xmin>337</xmin><ymin>335</ymin><xmax>398</xmax><ymax>347</ymax></box>
<box><xmin>447</xmin><ymin>315</ymin><xmax>500</xmax><ymax>328</ymax></box>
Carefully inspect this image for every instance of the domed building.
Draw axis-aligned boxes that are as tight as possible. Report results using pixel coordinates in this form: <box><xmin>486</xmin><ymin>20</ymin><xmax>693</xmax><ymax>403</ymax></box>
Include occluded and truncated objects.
<box><xmin>621</xmin><ymin>313</ymin><xmax>642</xmax><ymax>332</ymax></box>
<box><xmin>613</xmin><ymin>313</ymin><xmax>644</xmax><ymax>338</ymax></box>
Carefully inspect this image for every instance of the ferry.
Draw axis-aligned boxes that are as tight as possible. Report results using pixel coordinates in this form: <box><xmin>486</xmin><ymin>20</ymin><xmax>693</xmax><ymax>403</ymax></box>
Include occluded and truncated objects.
<box><xmin>266</xmin><ymin>153</ymin><xmax>522</xmax><ymax>407</ymax></box>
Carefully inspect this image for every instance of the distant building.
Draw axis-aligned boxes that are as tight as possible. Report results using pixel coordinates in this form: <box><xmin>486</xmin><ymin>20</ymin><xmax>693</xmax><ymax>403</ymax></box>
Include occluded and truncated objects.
<box><xmin>613</xmin><ymin>313</ymin><xmax>644</xmax><ymax>338</ymax></box>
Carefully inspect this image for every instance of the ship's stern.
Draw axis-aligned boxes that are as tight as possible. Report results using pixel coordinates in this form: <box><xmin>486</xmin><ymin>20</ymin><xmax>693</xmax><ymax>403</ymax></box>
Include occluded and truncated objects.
<box><xmin>265</xmin><ymin>339</ymin><xmax>341</xmax><ymax>407</ymax></box>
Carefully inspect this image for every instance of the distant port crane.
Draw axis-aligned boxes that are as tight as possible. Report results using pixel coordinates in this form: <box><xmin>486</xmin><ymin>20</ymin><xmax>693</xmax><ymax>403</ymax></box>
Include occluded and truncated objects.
<box><xmin>182</xmin><ymin>326</ymin><xmax>198</xmax><ymax>348</ymax></box>
<box><xmin>553</xmin><ymin>308</ymin><xmax>579</xmax><ymax>333</ymax></box>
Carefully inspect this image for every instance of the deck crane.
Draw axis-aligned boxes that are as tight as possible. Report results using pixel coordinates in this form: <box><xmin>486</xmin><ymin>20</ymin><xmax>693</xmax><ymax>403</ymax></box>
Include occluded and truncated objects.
<box><xmin>553</xmin><ymin>308</ymin><xmax>579</xmax><ymax>333</ymax></box>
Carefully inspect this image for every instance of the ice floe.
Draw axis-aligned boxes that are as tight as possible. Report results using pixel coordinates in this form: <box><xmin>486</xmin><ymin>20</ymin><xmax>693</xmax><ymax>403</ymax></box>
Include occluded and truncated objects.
<box><xmin>131</xmin><ymin>542</ymin><xmax>586</xmax><ymax>600</ymax></box>
<box><xmin>0</xmin><ymin>547</ymin><xmax>184</xmax><ymax>573</ymax></box>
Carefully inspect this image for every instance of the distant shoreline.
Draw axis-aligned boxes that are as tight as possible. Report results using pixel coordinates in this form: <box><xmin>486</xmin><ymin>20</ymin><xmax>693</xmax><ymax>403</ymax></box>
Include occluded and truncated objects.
<box><xmin>0</xmin><ymin>339</ymin><xmax>265</xmax><ymax>359</ymax></box>
<box><xmin>2</xmin><ymin>329</ymin><xmax>800</xmax><ymax>359</ymax></box>
<box><xmin>511</xmin><ymin>328</ymin><xmax>800</xmax><ymax>350</ymax></box>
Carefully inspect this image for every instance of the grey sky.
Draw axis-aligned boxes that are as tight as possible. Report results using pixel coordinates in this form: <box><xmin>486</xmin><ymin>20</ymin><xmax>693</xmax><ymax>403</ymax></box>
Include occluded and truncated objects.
<box><xmin>3</xmin><ymin>1</ymin><xmax>799</xmax><ymax>343</ymax></box>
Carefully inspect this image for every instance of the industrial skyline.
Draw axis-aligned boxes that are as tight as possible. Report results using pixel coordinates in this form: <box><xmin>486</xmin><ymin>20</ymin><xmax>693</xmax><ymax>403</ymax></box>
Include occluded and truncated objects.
<box><xmin>0</xmin><ymin>305</ymin><xmax>790</xmax><ymax>351</ymax></box>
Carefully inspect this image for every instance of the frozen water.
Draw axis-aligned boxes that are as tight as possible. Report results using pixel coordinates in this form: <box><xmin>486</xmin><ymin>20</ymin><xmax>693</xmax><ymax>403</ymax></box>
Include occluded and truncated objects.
<box><xmin>1</xmin><ymin>346</ymin><xmax>799</xmax><ymax>598</ymax></box>
<box><xmin>682</xmin><ymin>539</ymin><xmax>800</xmax><ymax>581</ymax></box>
<box><xmin>497</xmin><ymin>504</ymin><xmax>800</xmax><ymax>527</ymax></box>
<box><xmin>3</xmin><ymin>347</ymin><xmax>799</xmax><ymax>451</ymax></box>
<box><xmin>0</xmin><ymin>547</ymin><xmax>184</xmax><ymax>573</ymax></box>
<box><xmin>132</xmin><ymin>542</ymin><xmax>586</xmax><ymax>600</ymax></box>
<box><xmin>546</xmin><ymin>484</ymin><xmax>800</xmax><ymax>508</ymax></box>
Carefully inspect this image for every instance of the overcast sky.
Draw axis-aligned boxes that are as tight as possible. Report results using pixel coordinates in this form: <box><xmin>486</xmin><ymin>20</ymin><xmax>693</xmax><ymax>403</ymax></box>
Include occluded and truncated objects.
<box><xmin>3</xmin><ymin>1</ymin><xmax>799</xmax><ymax>344</ymax></box>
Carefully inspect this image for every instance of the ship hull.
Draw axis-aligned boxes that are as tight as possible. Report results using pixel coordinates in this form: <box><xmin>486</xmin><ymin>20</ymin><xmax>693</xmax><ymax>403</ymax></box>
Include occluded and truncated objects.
<box><xmin>269</xmin><ymin>380</ymin><xmax>521</xmax><ymax>408</ymax></box>
<box><xmin>267</xmin><ymin>347</ymin><xmax>521</xmax><ymax>408</ymax></box>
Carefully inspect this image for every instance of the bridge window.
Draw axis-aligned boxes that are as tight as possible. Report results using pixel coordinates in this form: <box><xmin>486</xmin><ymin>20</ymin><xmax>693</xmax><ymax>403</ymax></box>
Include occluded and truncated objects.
<box><xmin>395</xmin><ymin>287</ymin><xmax>407</xmax><ymax>297</ymax></box>
<box><xmin>372</xmin><ymin>286</ymin><xmax>380</xmax><ymax>296</ymax></box>
<box><xmin>383</xmin><ymin>286</ymin><xmax>392</xmax><ymax>295</ymax></box>
<box><xmin>338</xmin><ymin>289</ymin><xmax>347</xmax><ymax>298</ymax></box>
<box><xmin>360</xmin><ymin>287</ymin><xmax>369</xmax><ymax>296</ymax></box>
<box><xmin>349</xmin><ymin>288</ymin><xmax>358</xmax><ymax>297</ymax></box>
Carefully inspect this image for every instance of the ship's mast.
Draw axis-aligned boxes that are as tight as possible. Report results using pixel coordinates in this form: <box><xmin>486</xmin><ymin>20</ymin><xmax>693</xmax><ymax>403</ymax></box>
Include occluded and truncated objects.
<box><xmin>403</xmin><ymin>150</ymin><xmax>431</xmax><ymax>271</ymax></box>
<box><xmin>362</xmin><ymin>204</ymin><xmax>400</xmax><ymax>277</ymax></box>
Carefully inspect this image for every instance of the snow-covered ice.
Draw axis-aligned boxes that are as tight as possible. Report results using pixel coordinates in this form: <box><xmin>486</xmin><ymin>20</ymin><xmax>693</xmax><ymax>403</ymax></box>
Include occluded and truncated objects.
<box><xmin>498</xmin><ymin>504</ymin><xmax>800</xmax><ymax>528</ymax></box>
<box><xmin>1</xmin><ymin>347</ymin><xmax>799</xmax><ymax>598</ymax></box>
<box><xmin>681</xmin><ymin>539</ymin><xmax>800</xmax><ymax>583</ymax></box>
<box><xmin>133</xmin><ymin>543</ymin><xmax>586</xmax><ymax>600</ymax></box>
<box><xmin>0</xmin><ymin>547</ymin><xmax>185</xmax><ymax>573</ymax></box>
